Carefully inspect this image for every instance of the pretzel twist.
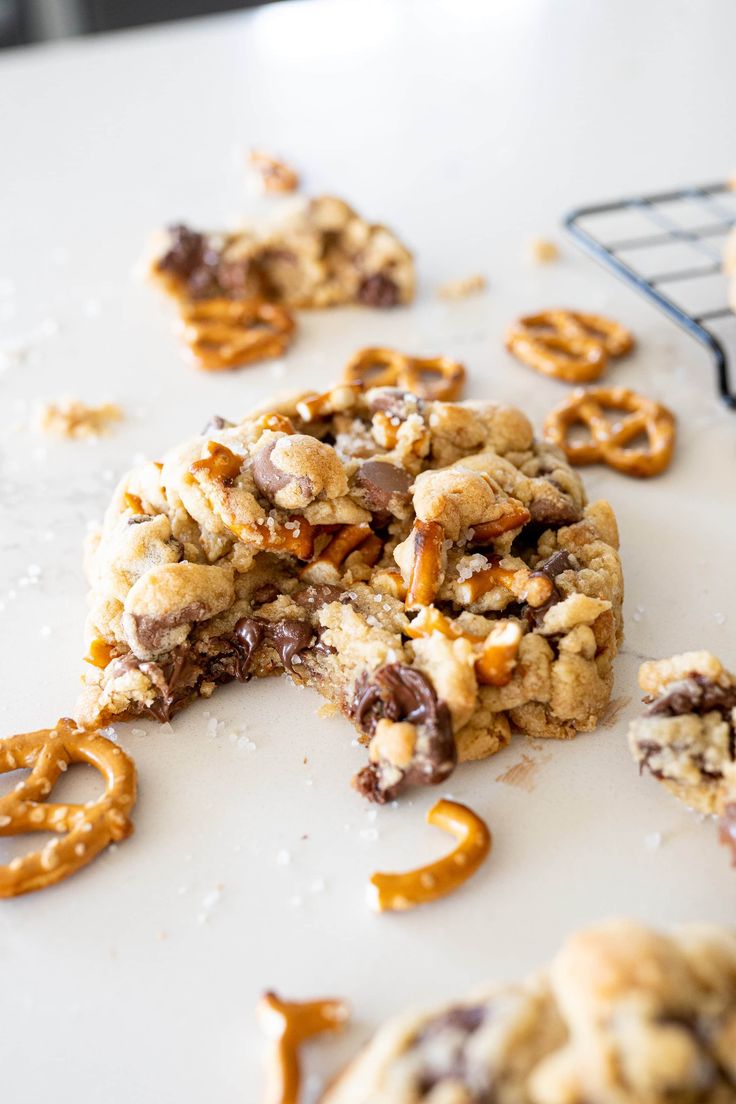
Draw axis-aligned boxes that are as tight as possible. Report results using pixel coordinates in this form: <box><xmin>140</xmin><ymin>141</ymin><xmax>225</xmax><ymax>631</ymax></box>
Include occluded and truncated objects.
<box><xmin>543</xmin><ymin>386</ymin><xmax>676</xmax><ymax>478</ymax></box>
<box><xmin>257</xmin><ymin>991</ymin><xmax>349</xmax><ymax>1104</ymax></box>
<box><xmin>343</xmin><ymin>347</ymin><xmax>466</xmax><ymax>401</ymax></box>
<box><xmin>178</xmin><ymin>297</ymin><xmax>296</xmax><ymax>371</ymax></box>
<box><xmin>368</xmin><ymin>799</ymin><xmax>491</xmax><ymax>911</ymax></box>
<box><xmin>506</xmin><ymin>310</ymin><xmax>633</xmax><ymax>383</ymax></box>
<box><xmin>0</xmin><ymin>718</ymin><xmax>136</xmax><ymax>897</ymax></box>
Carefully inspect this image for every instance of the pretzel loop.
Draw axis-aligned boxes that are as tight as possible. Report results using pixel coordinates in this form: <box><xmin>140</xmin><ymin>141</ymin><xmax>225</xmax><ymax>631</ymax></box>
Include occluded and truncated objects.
<box><xmin>544</xmin><ymin>386</ymin><xmax>676</xmax><ymax>478</ymax></box>
<box><xmin>0</xmin><ymin>718</ymin><xmax>136</xmax><ymax>898</ymax></box>
<box><xmin>506</xmin><ymin>310</ymin><xmax>633</xmax><ymax>383</ymax></box>
<box><xmin>179</xmin><ymin>297</ymin><xmax>296</xmax><ymax>371</ymax></box>
<box><xmin>342</xmin><ymin>347</ymin><xmax>465</xmax><ymax>401</ymax></box>
<box><xmin>257</xmin><ymin>991</ymin><xmax>349</xmax><ymax>1104</ymax></box>
<box><xmin>368</xmin><ymin>799</ymin><xmax>491</xmax><ymax>911</ymax></box>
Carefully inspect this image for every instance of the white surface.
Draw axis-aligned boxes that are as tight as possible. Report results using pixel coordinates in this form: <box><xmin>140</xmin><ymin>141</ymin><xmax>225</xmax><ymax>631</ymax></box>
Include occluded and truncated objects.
<box><xmin>1</xmin><ymin>1</ymin><xmax>736</xmax><ymax>1100</ymax></box>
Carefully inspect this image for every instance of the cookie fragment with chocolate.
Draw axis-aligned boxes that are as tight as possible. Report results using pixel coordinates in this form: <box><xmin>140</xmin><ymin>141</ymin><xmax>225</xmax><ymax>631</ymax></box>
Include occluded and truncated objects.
<box><xmin>79</xmin><ymin>379</ymin><xmax>622</xmax><ymax>802</ymax></box>
<box><xmin>629</xmin><ymin>651</ymin><xmax>736</xmax><ymax>863</ymax></box>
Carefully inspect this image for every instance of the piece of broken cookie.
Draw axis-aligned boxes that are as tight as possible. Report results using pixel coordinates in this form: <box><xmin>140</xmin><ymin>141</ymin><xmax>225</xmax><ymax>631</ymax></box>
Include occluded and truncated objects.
<box><xmin>78</xmin><ymin>380</ymin><xmax>623</xmax><ymax>802</ymax></box>
<box><xmin>629</xmin><ymin>651</ymin><xmax>736</xmax><ymax>863</ymax></box>
<box><xmin>151</xmin><ymin>194</ymin><xmax>415</xmax><ymax>310</ymax></box>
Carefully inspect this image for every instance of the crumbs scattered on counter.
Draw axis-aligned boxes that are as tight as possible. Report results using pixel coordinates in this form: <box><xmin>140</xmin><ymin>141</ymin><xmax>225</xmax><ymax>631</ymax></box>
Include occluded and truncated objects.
<box><xmin>527</xmin><ymin>237</ymin><xmax>560</xmax><ymax>263</ymax></box>
<box><xmin>37</xmin><ymin>398</ymin><xmax>123</xmax><ymax>440</ymax></box>
<box><xmin>437</xmin><ymin>274</ymin><xmax>487</xmax><ymax>300</ymax></box>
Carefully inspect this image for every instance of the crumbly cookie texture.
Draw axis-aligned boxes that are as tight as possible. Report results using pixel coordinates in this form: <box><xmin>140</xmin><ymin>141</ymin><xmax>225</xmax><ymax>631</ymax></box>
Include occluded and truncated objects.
<box><xmin>37</xmin><ymin>399</ymin><xmax>123</xmax><ymax>440</ymax></box>
<box><xmin>322</xmin><ymin>919</ymin><xmax>736</xmax><ymax>1104</ymax></box>
<box><xmin>628</xmin><ymin>651</ymin><xmax>736</xmax><ymax>862</ymax></box>
<box><xmin>151</xmin><ymin>194</ymin><xmax>415</xmax><ymax>309</ymax></box>
<box><xmin>78</xmin><ymin>383</ymin><xmax>622</xmax><ymax>802</ymax></box>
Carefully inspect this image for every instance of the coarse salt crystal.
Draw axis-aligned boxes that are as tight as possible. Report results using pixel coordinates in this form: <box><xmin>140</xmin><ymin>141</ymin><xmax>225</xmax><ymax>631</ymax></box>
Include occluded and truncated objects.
<box><xmin>645</xmin><ymin>832</ymin><xmax>662</xmax><ymax>850</ymax></box>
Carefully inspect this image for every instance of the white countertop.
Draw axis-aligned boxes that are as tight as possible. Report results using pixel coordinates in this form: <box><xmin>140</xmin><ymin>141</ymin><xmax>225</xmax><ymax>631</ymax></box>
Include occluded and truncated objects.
<box><xmin>1</xmin><ymin>2</ymin><xmax>735</xmax><ymax>1100</ymax></box>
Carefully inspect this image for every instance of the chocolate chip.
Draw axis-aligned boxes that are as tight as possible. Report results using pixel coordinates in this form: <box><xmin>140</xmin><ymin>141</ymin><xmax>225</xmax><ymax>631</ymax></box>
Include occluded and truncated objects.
<box><xmin>157</xmin><ymin>225</ymin><xmax>207</xmax><ymax>279</ymax></box>
<box><xmin>251</xmin><ymin>440</ymin><xmax>313</xmax><ymax>503</ymax></box>
<box><xmin>354</xmin><ymin>460</ymin><xmax>412</xmax><ymax>521</ymax></box>
<box><xmin>351</xmin><ymin>664</ymin><xmax>456</xmax><ymax>802</ymax></box>
<box><xmin>357</xmin><ymin>273</ymin><xmax>400</xmax><ymax>308</ymax></box>
<box><xmin>522</xmin><ymin>550</ymin><xmax>574</xmax><ymax>628</ymax></box>
<box><xmin>528</xmin><ymin>492</ymin><xmax>582</xmax><ymax>527</ymax></box>
<box><xmin>647</xmin><ymin>674</ymin><xmax>736</xmax><ymax>720</ymax></box>
<box><xmin>232</xmin><ymin>615</ymin><xmax>314</xmax><ymax>676</ymax></box>
<box><xmin>232</xmin><ymin>617</ymin><xmax>267</xmax><ymax>680</ymax></box>
<box><xmin>130</xmin><ymin>602</ymin><xmax>209</xmax><ymax>655</ymax></box>
<box><xmin>413</xmin><ymin>1005</ymin><xmax>489</xmax><ymax>1095</ymax></box>
<box><xmin>367</xmin><ymin>387</ymin><xmax>423</xmax><ymax>416</ymax></box>
<box><xmin>250</xmin><ymin>583</ymin><xmax>280</xmax><ymax>608</ymax></box>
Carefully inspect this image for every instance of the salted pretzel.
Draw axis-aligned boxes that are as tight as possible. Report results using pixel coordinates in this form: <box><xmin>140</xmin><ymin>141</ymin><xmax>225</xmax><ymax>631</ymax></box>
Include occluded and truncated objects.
<box><xmin>342</xmin><ymin>347</ymin><xmax>466</xmax><ymax>401</ymax></box>
<box><xmin>368</xmin><ymin>799</ymin><xmax>491</xmax><ymax>911</ymax></box>
<box><xmin>455</xmin><ymin>558</ymin><xmax>555</xmax><ymax>607</ymax></box>
<box><xmin>257</xmin><ymin>990</ymin><xmax>349</xmax><ymax>1104</ymax></box>
<box><xmin>300</xmin><ymin>523</ymin><xmax>380</xmax><ymax>583</ymax></box>
<box><xmin>0</xmin><ymin>718</ymin><xmax>136</xmax><ymax>898</ymax></box>
<box><xmin>543</xmin><ymin>386</ymin><xmax>676</xmax><ymax>478</ymax></box>
<box><xmin>178</xmin><ymin>297</ymin><xmax>296</xmax><ymax>371</ymax></box>
<box><xmin>505</xmin><ymin>310</ymin><xmax>633</xmax><ymax>383</ymax></box>
<box><xmin>404</xmin><ymin>520</ymin><xmax>446</xmax><ymax>609</ymax></box>
<box><xmin>406</xmin><ymin>607</ymin><xmax>523</xmax><ymax>686</ymax></box>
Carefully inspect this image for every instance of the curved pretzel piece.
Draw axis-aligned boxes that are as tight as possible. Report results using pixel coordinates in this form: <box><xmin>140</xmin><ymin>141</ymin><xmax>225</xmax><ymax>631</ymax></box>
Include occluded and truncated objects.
<box><xmin>179</xmin><ymin>297</ymin><xmax>296</xmax><ymax>371</ymax></box>
<box><xmin>257</xmin><ymin>990</ymin><xmax>350</xmax><ymax>1104</ymax></box>
<box><xmin>506</xmin><ymin>310</ymin><xmax>633</xmax><ymax>383</ymax></box>
<box><xmin>342</xmin><ymin>347</ymin><xmax>466</xmax><ymax>401</ymax></box>
<box><xmin>544</xmin><ymin>386</ymin><xmax>676</xmax><ymax>478</ymax></box>
<box><xmin>368</xmin><ymin>799</ymin><xmax>491</xmax><ymax>912</ymax></box>
<box><xmin>0</xmin><ymin>718</ymin><xmax>136</xmax><ymax>898</ymax></box>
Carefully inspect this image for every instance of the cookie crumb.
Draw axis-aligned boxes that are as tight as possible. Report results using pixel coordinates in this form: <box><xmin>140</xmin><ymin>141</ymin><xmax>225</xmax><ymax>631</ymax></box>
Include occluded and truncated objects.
<box><xmin>37</xmin><ymin>399</ymin><xmax>123</xmax><ymax>440</ymax></box>
<box><xmin>527</xmin><ymin>237</ymin><xmax>559</xmax><ymax>264</ymax></box>
<box><xmin>317</xmin><ymin>702</ymin><xmax>339</xmax><ymax>719</ymax></box>
<box><xmin>249</xmin><ymin>149</ymin><xmax>300</xmax><ymax>193</ymax></box>
<box><xmin>437</xmin><ymin>274</ymin><xmax>487</xmax><ymax>300</ymax></box>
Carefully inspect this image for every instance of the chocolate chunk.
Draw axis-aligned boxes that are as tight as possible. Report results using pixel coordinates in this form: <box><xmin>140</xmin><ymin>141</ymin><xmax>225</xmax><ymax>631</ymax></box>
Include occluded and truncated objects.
<box><xmin>351</xmin><ymin>664</ymin><xmax>456</xmax><ymax>802</ymax></box>
<box><xmin>232</xmin><ymin>615</ymin><xmax>314</xmax><ymax>676</ymax></box>
<box><xmin>413</xmin><ymin>1004</ymin><xmax>489</xmax><ymax>1095</ymax></box>
<box><xmin>251</xmin><ymin>440</ymin><xmax>313</xmax><ymax>503</ymax></box>
<box><xmin>354</xmin><ymin>460</ymin><xmax>412</xmax><ymax>521</ymax></box>
<box><xmin>131</xmin><ymin>602</ymin><xmax>209</xmax><ymax>655</ymax></box>
<box><xmin>719</xmin><ymin>802</ymin><xmax>736</xmax><ymax>865</ymax></box>
<box><xmin>357</xmin><ymin>273</ymin><xmax>400</xmax><ymax>308</ymax></box>
<box><xmin>157</xmin><ymin>225</ymin><xmax>207</xmax><ymax>279</ymax></box>
<box><xmin>293</xmin><ymin>584</ymin><xmax>343</xmax><ymax>610</ymax></box>
<box><xmin>522</xmin><ymin>550</ymin><xmax>574</xmax><ymax>629</ymax></box>
<box><xmin>528</xmin><ymin>490</ymin><xmax>582</xmax><ymax>527</ymax></box>
<box><xmin>367</xmin><ymin>387</ymin><xmax>423</xmax><ymax>417</ymax></box>
<box><xmin>201</xmin><ymin>414</ymin><xmax>233</xmax><ymax>435</ymax></box>
<box><xmin>138</xmin><ymin>646</ymin><xmax>202</xmax><ymax>723</ymax></box>
<box><xmin>648</xmin><ymin>674</ymin><xmax>736</xmax><ymax>720</ymax></box>
<box><xmin>250</xmin><ymin>583</ymin><xmax>280</xmax><ymax>608</ymax></box>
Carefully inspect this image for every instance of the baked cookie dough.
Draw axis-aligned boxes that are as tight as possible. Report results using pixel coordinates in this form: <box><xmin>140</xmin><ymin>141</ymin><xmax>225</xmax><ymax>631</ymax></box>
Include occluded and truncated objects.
<box><xmin>151</xmin><ymin>194</ymin><xmax>415</xmax><ymax>309</ymax></box>
<box><xmin>79</xmin><ymin>381</ymin><xmax>623</xmax><ymax>802</ymax></box>
<box><xmin>629</xmin><ymin>651</ymin><xmax>736</xmax><ymax>861</ymax></box>
<box><xmin>322</xmin><ymin>919</ymin><xmax>736</xmax><ymax>1103</ymax></box>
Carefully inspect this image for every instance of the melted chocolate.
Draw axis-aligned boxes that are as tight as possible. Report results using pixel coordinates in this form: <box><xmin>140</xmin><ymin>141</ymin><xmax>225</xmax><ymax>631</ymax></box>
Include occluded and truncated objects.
<box><xmin>357</xmin><ymin>273</ymin><xmax>399</xmax><ymax>307</ymax></box>
<box><xmin>354</xmin><ymin>460</ymin><xmax>412</xmax><ymax>522</ymax></box>
<box><xmin>648</xmin><ymin>674</ymin><xmax>736</xmax><ymax>720</ymax></box>
<box><xmin>522</xmin><ymin>550</ymin><xmax>574</xmax><ymax>629</ymax></box>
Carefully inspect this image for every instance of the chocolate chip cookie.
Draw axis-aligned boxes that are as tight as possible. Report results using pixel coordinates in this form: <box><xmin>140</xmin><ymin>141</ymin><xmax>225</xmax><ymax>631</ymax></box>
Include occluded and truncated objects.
<box><xmin>322</xmin><ymin>919</ymin><xmax>736</xmax><ymax>1103</ymax></box>
<box><xmin>629</xmin><ymin>651</ymin><xmax>736</xmax><ymax>863</ymax></box>
<box><xmin>78</xmin><ymin>381</ymin><xmax>623</xmax><ymax>802</ymax></box>
<box><xmin>151</xmin><ymin>194</ymin><xmax>415</xmax><ymax>309</ymax></box>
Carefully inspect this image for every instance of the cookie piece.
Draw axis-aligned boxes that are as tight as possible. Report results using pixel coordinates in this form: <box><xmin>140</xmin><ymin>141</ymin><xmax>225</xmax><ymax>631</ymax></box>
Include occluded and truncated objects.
<box><xmin>78</xmin><ymin>382</ymin><xmax>622</xmax><ymax>802</ymax></box>
<box><xmin>322</xmin><ymin>920</ymin><xmax>736</xmax><ymax>1103</ymax></box>
<box><xmin>151</xmin><ymin>195</ymin><xmax>414</xmax><ymax>309</ymax></box>
<box><xmin>629</xmin><ymin>651</ymin><xmax>736</xmax><ymax>864</ymax></box>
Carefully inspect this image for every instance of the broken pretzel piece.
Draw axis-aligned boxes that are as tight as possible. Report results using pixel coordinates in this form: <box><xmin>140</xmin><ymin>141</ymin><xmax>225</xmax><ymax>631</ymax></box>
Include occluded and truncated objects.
<box><xmin>404</xmin><ymin>520</ymin><xmax>446</xmax><ymax>610</ymax></box>
<box><xmin>455</xmin><ymin>558</ymin><xmax>554</xmax><ymax>608</ymax></box>
<box><xmin>368</xmin><ymin>798</ymin><xmax>491</xmax><ymax>911</ymax></box>
<box><xmin>249</xmin><ymin>149</ymin><xmax>300</xmax><ymax>194</ymax></box>
<box><xmin>178</xmin><ymin>297</ymin><xmax>296</xmax><ymax>371</ymax></box>
<box><xmin>0</xmin><ymin>718</ymin><xmax>136</xmax><ymax>898</ymax></box>
<box><xmin>406</xmin><ymin>606</ymin><xmax>522</xmax><ymax>687</ymax></box>
<box><xmin>300</xmin><ymin>523</ymin><xmax>378</xmax><ymax>583</ymax></box>
<box><xmin>257</xmin><ymin>990</ymin><xmax>349</xmax><ymax>1104</ymax></box>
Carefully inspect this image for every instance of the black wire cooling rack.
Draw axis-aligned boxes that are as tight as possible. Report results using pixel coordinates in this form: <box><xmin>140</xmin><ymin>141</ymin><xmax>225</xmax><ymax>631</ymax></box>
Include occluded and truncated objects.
<box><xmin>564</xmin><ymin>182</ymin><xmax>736</xmax><ymax>409</ymax></box>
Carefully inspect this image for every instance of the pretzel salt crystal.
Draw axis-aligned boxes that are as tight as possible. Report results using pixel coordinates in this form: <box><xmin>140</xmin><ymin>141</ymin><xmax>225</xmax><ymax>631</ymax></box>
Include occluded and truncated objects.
<box><xmin>543</xmin><ymin>386</ymin><xmax>676</xmax><ymax>478</ymax></box>
<box><xmin>343</xmin><ymin>347</ymin><xmax>466</xmax><ymax>401</ymax></box>
<box><xmin>179</xmin><ymin>297</ymin><xmax>296</xmax><ymax>371</ymax></box>
<box><xmin>368</xmin><ymin>799</ymin><xmax>491</xmax><ymax>911</ymax></box>
<box><xmin>0</xmin><ymin>718</ymin><xmax>136</xmax><ymax>897</ymax></box>
<box><xmin>404</xmin><ymin>520</ymin><xmax>446</xmax><ymax>610</ymax></box>
<box><xmin>257</xmin><ymin>990</ymin><xmax>349</xmax><ymax>1104</ymax></box>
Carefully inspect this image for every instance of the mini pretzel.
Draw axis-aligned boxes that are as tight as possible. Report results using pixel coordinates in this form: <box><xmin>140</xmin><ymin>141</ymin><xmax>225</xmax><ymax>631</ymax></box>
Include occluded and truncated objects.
<box><xmin>368</xmin><ymin>799</ymin><xmax>491</xmax><ymax>911</ymax></box>
<box><xmin>178</xmin><ymin>297</ymin><xmax>296</xmax><ymax>371</ymax></box>
<box><xmin>543</xmin><ymin>387</ymin><xmax>676</xmax><ymax>478</ymax></box>
<box><xmin>455</xmin><ymin>559</ymin><xmax>554</xmax><ymax>607</ymax></box>
<box><xmin>343</xmin><ymin>347</ymin><xmax>466</xmax><ymax>401</ymax></box>
<box><xmin>257</xmin><ymin>991</ymin><xmax>349</xmax><ymax>1104</ymax></box>
<box><xmin>404</xmin><ymin>520</ymin><xmax>446</xmax><ymax>610</ymax></box>
<box><xmin>406</xmin><ymin>607</ymin><xmax>522</xmax><ymax>686</ymax></box>
<box><xmin>0</xmin><ymin>718</ymin><xmax>136</xmax><ymax>898</ymax></box>
<box><xmin>506</xmin><ymin>310</ymin><xmax>633</xmax><ymax>383</ymax></box>
<box><xmin>300</xmin><ymin>524</ymin><xmax>376</xmax><ymax>583</ymax></box>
